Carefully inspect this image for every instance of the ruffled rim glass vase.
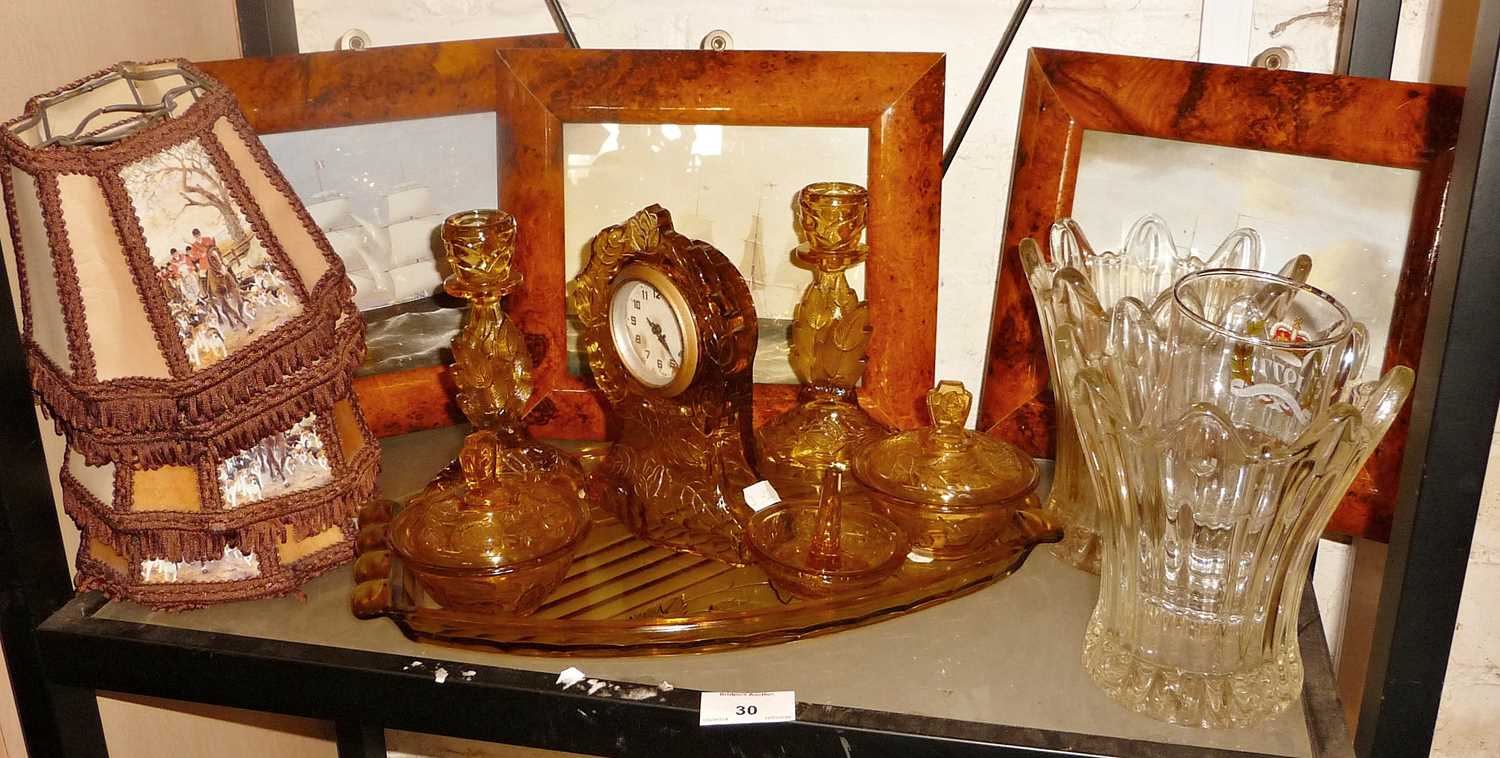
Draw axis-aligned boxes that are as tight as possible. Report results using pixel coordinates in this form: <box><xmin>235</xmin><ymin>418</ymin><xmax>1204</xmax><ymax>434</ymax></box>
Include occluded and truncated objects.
<box><xmin>1019</xmin><ymin>215</ymin><xmax>1294</xmax><ymax>574</ymax></box>
<box><xmin>1059</xmin><ymin>269</ymin><xmax>1411</xmax><ymax>728</ymax></box>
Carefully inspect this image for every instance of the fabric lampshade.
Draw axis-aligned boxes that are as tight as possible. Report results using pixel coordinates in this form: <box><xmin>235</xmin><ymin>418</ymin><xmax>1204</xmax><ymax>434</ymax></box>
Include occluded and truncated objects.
<box><xmin>0</xmin><ymin>60</ymin><xmax>377</xmax><ymax>607</ymax></box>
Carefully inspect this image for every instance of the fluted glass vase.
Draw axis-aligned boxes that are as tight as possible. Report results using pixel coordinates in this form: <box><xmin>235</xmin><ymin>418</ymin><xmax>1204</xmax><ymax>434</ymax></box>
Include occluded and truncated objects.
<box><xmin>1060</xmin><ymin>269</ymin><xmax>1411</xmax><ymax>728</ymax></box>
<box><xmin>1020</xmin><ymin>215</ymin><xmax>1280</xmax><ymax>573</ymax></box>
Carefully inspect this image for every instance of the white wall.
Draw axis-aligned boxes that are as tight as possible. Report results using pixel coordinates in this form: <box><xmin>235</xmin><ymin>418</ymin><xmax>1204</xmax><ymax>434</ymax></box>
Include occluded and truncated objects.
<box><xmin>1432</xmin><ymin>411</ymin><xmax>1500</xmax><ymax>757</ymax></box>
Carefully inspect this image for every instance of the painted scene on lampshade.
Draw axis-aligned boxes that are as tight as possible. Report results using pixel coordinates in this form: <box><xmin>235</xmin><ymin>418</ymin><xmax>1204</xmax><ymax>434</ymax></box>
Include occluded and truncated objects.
<box><xmin>216</xmin><ymin>414</ymin><xmax>333</xmax><ymax>509</ymax></box>
<box><xmin>121</xmin><ymin>138</ymin><xmax>302</xmax><ymax>370</ymax></box>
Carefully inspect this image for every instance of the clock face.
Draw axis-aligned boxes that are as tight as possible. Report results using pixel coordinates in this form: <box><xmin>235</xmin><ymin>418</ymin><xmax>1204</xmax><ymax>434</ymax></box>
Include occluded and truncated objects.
<box><xmin>609</xmin><ymin>272</ymin><xmax>693</xmax><ymax>392</ymax></box>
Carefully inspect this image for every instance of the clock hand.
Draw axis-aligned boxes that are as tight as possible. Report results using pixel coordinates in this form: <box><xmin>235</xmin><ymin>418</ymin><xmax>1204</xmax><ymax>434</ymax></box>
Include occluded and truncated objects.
<box><xmin>647</xmin><ymin>318</ymin><xmax>673</xmax><ymax>355</ymax></box>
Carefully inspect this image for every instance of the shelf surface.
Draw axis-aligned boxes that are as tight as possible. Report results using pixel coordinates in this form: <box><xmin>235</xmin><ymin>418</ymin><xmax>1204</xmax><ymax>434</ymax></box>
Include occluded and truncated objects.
<box><xmin>44</xmin><ymin>425</ymin><xmax>1351</xmax><ymax>757</ymax></box>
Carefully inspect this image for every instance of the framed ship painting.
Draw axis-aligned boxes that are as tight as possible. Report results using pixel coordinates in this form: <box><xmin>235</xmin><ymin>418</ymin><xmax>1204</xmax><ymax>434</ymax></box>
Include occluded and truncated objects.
<box><xmin>196</xmin><ymin>34</ymin><xmax>568</xmax><ymax>436</ymax></box>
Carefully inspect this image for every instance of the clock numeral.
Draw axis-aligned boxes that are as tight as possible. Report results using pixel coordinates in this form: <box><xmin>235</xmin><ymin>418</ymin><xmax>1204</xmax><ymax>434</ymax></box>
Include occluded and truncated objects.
<box><xmin>633</xmin><ymin>334</ymin><xmax>643</xmax><ymax>345</ymax></box>
<box><xmin>656</xmin><ymin>359</ymin><xmax>664</xmax><ymax>371</ymax></box>
<box><xmin>669</xmin><ymin>358</ymin><xmax>679</xmax><ymax>370</ymax></box>
<box><xmin>652</xmin><ymin>290</ymin><xmax>662</xmax><ymax>300</ymax></box>
<box><xmin>629</xmin><ymin>315</ymin><xmax>637</xmax><ymax>326</ymax></box>
<box><xmin>632</xmin><ymin>299</ymin><xmax>642</xmax><ymax>310</ymax></box>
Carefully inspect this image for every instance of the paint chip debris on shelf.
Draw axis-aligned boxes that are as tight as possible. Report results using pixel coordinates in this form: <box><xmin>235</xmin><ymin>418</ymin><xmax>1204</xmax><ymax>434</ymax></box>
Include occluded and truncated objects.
<box><xmin>556</xmin><ymin>667</ymin><xmax>675</xmax><ymax>700</ymax></box>
<box><xmin>557</xmin><ymin>666</ymin><xmax>586</xmax><ymax>687</ymax></box>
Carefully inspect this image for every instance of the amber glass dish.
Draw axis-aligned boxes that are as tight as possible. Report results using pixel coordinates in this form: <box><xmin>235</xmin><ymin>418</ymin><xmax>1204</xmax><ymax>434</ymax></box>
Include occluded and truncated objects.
<box><xmin>854</xmin><ymin>382</ymin><xmax>1040</xmax><ymax>560</ymax></box>
<box><xmin>746</xmin><ymin>465</ymin><xmax>909</xmax><ymax>600</ymax></box>
<box><xmin>385</xmin><ymin>467</ymin><xmax>591</xmax><ymax>615</ymax></box>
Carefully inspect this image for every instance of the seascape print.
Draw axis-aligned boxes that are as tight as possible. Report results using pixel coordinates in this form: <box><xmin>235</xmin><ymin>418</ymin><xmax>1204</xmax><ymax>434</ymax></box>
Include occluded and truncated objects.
<box><xmin>217</xmin><ymin>414</ymin><xmax>332</xmax><ymax>509</ymax></box>
<box><xmin>562</xmin><ymin>123</ymin><xmax>868</xmax><ymax>384</ymax></box>
<box><xmin>1070</xmin><ymin>131</ymin><xmax>1421</xmax><ymax>380</ymax></box>
<box><xmin>121</xmin><ymin>139</ymin><xmax>302</xmax><ymax>369</ymax></box>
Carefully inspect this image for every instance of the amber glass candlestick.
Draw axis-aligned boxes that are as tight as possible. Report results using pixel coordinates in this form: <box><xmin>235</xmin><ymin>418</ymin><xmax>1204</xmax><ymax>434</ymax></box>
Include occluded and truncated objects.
<box><xmin>439</xmin><ymin>209</ymin><xmax>567</xmax><ymax>483</ymax></box>
<box><xmin>756</xmin><ymin>182</ymin><xmax>891</xmax><ymax>499</ymax></box>
<box><xmin>383</xmin><ymin>210</ymin><xmax>590</xmax><ymax>617</ymax></box>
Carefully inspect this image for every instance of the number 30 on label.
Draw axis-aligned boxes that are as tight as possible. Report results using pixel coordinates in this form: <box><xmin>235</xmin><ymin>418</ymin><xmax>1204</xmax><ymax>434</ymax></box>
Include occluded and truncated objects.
<box><xmin>699</xmin><ymin>691</ymin><xmax>796</xmax><ymax>726</ymax></box>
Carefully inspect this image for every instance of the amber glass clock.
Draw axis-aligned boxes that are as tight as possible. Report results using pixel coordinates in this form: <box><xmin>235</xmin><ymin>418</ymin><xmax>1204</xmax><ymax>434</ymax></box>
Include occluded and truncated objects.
<box><xmin>606</xmin><ymin>264</ymin><xmax>700</xmax><ymax>397</ymax></box>
<box><xmin>569</xmin><ymin>205</ymin><xmax>760</xmax><ymax>565</ymax></box>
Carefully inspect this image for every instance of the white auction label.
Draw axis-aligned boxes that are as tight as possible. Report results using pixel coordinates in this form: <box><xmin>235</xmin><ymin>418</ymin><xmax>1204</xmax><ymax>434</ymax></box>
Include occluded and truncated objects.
<box><xmin>699</xmin><ymin>691</ymin><xmax>796</xmax><ymax>726</ymax></box>
<box><xmin>741</xmin><ymin>481</ymin><xmax>782</xmax><ymax>513</ymax></box>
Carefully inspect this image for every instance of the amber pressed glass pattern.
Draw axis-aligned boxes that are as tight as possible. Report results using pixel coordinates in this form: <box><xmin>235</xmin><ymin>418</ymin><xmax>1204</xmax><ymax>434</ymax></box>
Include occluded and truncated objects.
<box><xmin>385</xmin><ymin>210</ymin><xmax>590</xmax><ymax>615</ymax></box>
<box><xmin>1018</xmin><ymin>216</ymin><xmax>1312</xmax><ymax>574</ymax></box>
<box><xmin>756</xmin><ymin>182</ymin><xmax>891</xmax><ymax>500</ymax></box>
<box><xmin>387</xmin><ymin>467</ymin><xmax>589</xmax><ymax>614</ymax></box>
<box><xmin>569</xmin><ymin>206</ymin><xmax>760</xmax><ymax>565</ymax></box>
<box><xmin>353</xmin><ymin>482</ymin><xmax>1060</xmax><ymax>655</ymax></box>
<box><xmin>746</xmin><ymin>463</ymin><xmax>907</xmax><ymax>599</ymax></box>
<box><xmin>1062</xmin><ymin>269</ymin><xmax>1410</xmax><ymax>728</ymax></box>
<box><xmin>854</xmin><ymin>381</ymin><xmax>1040</xmax><ymax>560</ymax></box>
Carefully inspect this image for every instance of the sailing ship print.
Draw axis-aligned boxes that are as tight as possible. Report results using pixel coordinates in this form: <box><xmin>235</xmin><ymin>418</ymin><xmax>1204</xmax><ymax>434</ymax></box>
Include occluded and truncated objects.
<box><xmin>741</xmin><ymin>189</ymin><xmax>810</xmax><ymax>385</ymax></box>
<box><xmin>305</xmin><ymin>185</ymin><xmax>451</xmax><ymax>311</ymax></box>
<box><xmin>121</xmin><ymin>139</ymin><xmax>302</xmax><ymax>369</ymax></box>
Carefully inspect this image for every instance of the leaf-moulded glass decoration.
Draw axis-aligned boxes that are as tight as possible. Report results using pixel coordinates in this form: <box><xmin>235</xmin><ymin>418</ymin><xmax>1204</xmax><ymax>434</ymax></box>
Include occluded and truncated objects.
<box><xmin>1060</xmin><ymin>268</ymin><xmax>1410</xmax><ymax>728</ymax></box>
<box><xmin>756</xmin><ymin>182</ymin><xmax>891</xmax><ymax>501</ymax></box>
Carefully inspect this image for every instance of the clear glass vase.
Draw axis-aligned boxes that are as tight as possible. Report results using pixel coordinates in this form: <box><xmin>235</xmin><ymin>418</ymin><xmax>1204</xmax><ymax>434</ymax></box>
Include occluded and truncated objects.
<box><xmin>1020</xmin><ymin>216</ymin><xmax>1272</xmax><ymax>573</ymax></box>
<box><xmin>1060</xmin><ymin>269</ymin><xmax>1412</xmax><ymax>728</ymax></box>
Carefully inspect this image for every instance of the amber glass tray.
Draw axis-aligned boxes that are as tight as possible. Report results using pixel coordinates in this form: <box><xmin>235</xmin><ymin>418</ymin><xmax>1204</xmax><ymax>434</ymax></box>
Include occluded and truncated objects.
<box><xmin>352</xmin><ymin>496</ymin><xmax>1060</xmax><ymax>656</ymax></box>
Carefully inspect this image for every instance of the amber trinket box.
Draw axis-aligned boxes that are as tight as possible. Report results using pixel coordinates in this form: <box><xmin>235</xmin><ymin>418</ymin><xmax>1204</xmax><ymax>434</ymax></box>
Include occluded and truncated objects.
<box><xmin>854</xmin><ymin>382</ymin><xmax>1042</xmax><ymax>560</ymax></box>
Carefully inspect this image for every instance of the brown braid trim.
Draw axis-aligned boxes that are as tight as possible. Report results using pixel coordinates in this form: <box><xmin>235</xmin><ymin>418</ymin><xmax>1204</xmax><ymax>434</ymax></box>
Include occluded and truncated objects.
<box><xmin>24</xmin><ymin>277</ymin><xmax>358</xmax><ymax>450</ymax></box>
<box><xmin>75</xmin><ymin>536</ymin><xmax>354</xmax><ymax>611</ymax></box>
<box><xmin>0</xmin><ymin>161</ymin><xmax>35</xmax><ymax>340</ymax></box>
<box><xmin>94</xmin><ymin>166</ymin><xmax>197</xmax><ymax>377</ymax></box>
<box><xmin>4</xmin><ymin>59</ymin><xmax>362</xmax><ymax>457</ymax></box>
<box><xmin>44</xmin><ymin>316</ymin><xmax>365</xmax><ymax>467</ymax></box>
<box><xmin>35</xmin><ymin>172</ymin><xmax>98</xmax><ymax>381</ymax></box>
<box><xmin>217</xmin><ymin>110</ymin><xmax>347</xmax><ymax>284</ymax></box>
<box><xmin>200</xmin><ymin>127</ymin><xmax>313</xmax><ymax>305</ymax></box>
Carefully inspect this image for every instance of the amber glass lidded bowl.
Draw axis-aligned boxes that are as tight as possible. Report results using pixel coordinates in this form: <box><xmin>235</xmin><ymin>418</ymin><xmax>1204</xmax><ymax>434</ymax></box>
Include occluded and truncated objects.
<box><xmin>387</xmin><ymin>460</ymin><xmax>590</xmax><ymax>615</ymax></box>
<box><xmin>384</xmin><ymin>207</ymin><xmax>589</xmax><ymax>616</ymax></box>
<box><xmin>853</xmin><ymin>381</ymin><xmax>1040</xmax><ymax>560</ymax></box>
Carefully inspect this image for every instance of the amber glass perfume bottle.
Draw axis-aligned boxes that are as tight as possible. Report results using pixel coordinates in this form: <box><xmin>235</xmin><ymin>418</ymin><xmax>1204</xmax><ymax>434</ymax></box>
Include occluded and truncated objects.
<box><xmin>756</xmin><ymin>182</ymin><xmax>891</xmax><ymax>499</ymax></box>
<box><xmin>385</xmin><ymin>210</ymin><xmax>588</xmax><ymax>615</ymax></box>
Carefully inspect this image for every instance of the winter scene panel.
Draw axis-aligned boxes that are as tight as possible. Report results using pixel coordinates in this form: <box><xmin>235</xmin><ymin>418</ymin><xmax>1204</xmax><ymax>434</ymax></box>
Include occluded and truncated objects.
<box><xmin>121</xmin><ymin>138</ymin><xmax>302</xmax><ymax>370</ymax></box>
<box><xmin>217</xmin><ymin>414</ymin><xmax>333</xmax><ymax>509</ymax></box>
